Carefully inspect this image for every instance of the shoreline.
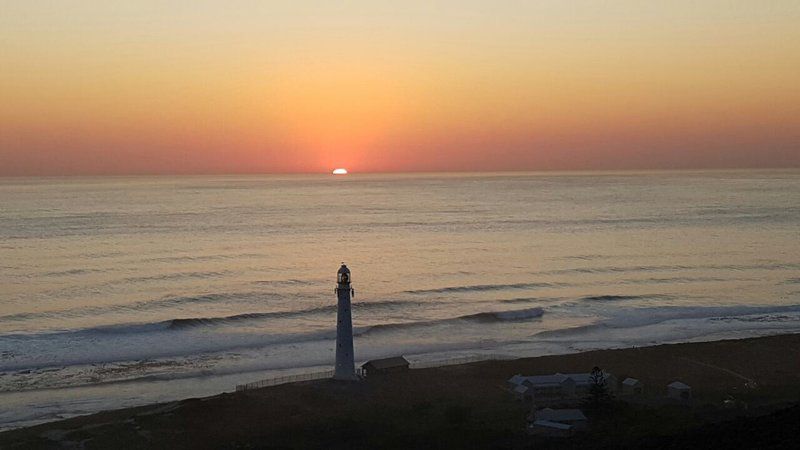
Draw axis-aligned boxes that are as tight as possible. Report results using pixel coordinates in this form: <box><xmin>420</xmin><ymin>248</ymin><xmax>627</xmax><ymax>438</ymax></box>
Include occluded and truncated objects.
<box><xmin>2</xmin><ymin>332</ymin><xmax>799</xmax><ymax>448</ymax></box>
<box><xmin>2</xmin><ymin>325</ymin><xmax>797</xmax><ymax>433</ymax></box>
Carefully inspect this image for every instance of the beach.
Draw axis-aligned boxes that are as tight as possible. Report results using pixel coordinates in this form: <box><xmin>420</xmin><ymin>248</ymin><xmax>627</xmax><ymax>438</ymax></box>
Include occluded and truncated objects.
<box><xmin>2</xmin><ymin>332</ymin><xmax>798</xmax><ymax>449</ymax></box>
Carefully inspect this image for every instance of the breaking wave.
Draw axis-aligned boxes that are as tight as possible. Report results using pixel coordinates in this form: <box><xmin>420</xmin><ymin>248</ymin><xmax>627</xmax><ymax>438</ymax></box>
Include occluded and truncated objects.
<box><xmin>535</xmin><ymin>304</ymin><xmax>800</xmax><ymax>338</ymax></box>
<box><xmin>167</xmin><ymin>308</ymin><xmax>334</xmax><ymax>329</ymax></box>
<box><xmin>0</xmin><ymin>289</ymin><xmax>354</xmax><ymax>325</ymax></box>
<box><xmin>464</xmin><ymin>307</ymin><xmax>545</xmax><ymax>322</ymax></box>
<box><xmin>176</xmin><ymin>305</ymin><xmax>545</xmax><ymax>332</ymax></box>
<box><xmin>167</xmin><ymin>300</ymin><xmax>435</xmax><ymax>329</ymax></box>
<box><xmin>357</xmin><ymin>307</ymin><xmax>545</xmax><ymax>336</ymax></box>
<box><xmin>0</xmin><ymin>299</ymin><xmax>429</xmax><ymax>336</ymax></box>
<box><xmin>0</xmin><ymin>306</ymin><xmax>545</xmax><ymax>372</ymax></box>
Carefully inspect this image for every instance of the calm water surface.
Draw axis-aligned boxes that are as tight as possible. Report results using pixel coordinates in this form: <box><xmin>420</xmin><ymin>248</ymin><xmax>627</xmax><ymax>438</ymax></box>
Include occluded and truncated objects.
<box><xmin>1</xmin><ymin>171</ymin><xmax>799</xmax><ymax>429</ymax></box>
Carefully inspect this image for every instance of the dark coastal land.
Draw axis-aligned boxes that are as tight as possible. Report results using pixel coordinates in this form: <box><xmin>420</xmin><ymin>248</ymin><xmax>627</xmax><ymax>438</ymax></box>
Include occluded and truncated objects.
<box><xmin>2</xmin><ymin>333</ymin><xmax>799</xmax><ymax>449</ymax></box>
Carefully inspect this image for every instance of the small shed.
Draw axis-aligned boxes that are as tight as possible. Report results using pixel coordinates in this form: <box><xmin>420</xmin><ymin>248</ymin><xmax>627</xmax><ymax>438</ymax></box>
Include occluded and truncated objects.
<box><xmin>667</xmin><ymin>381</ymin><xmax>692</xmax><ymax>400</ymax></box>
<box><xmin>361</xmin><ymin>356</ymin><xmax>410</xmax><ymax>377</ymax></box>
<box><xmin>528</xmin><ymin>420</ymin><xmax>573</xmax><ymax>437</ymax></box>
<box><xmin>622</xmin><ymin>377</ymin><xmax>643</xmax><ymax>396</ymax></box>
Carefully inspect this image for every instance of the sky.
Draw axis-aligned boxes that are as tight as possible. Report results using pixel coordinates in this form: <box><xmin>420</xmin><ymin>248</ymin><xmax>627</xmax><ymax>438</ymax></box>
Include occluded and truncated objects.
<box><xmin>1</xmin><ymin>1</ymin><xmax>799</xmax><ymax>175</ymax></box>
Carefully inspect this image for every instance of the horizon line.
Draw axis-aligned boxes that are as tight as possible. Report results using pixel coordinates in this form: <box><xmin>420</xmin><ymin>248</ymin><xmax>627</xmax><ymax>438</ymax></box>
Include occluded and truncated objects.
<box><xmin>1</xmin><ymin>166</ymin><xmax>799</xmax><ymax>179</ymax></box>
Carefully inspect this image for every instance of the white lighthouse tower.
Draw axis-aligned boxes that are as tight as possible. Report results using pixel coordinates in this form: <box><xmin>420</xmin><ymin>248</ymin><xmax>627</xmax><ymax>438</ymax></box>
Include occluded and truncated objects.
<box><xmin>334</xmin><ymin>263</ymin><xmax>357</xmax><ymax>380</ymax></box>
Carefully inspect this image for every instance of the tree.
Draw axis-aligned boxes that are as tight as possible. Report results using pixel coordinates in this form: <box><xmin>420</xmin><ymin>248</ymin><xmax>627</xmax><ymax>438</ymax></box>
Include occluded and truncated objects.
<box><xmin>585</xmin><ymin>366</ymin><xmax>612</xmax><ymax>410</ymax></box>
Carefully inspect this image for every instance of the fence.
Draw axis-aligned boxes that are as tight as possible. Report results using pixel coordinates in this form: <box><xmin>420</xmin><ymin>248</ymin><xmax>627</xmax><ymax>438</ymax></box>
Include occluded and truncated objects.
<box><xmin>235</xmin><ymin>354</ymin><xmax>509</xmax><ymax>392</ymax></box>
<box><xmin>235</xmin><ymin>370</ymin><xmax>334</xmax><ymax>392</ymax></box>
<box><xmin>409</xmin><ymin>355</ymin><xmax>495</xmax><ymax>369</ymax></box>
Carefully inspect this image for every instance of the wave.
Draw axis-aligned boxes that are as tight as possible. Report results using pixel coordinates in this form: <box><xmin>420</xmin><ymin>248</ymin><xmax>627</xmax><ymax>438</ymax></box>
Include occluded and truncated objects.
<box><xmin>618</xmin><ymin>277</ymin><xmax>739</xmax><ymax>285</ymax></box>
<box><xmin>540</xmin><ymin>262</ymin><xmax>800</xmax><ymax>276</ymax></box>
<box><xmin>167</xmin><ymin>307</ymin><xmax>335</xmax><ymax>329</ymax></box>
<box><xmin>543</xmin><ymin>265</ymin><xmax>694</xmax><ymax>275</ymax></box>
<box><xmin>0</xmin><ymin>290</ymin><xmax>293</xmax><ymax>324</ymax></box>
<box><xmin>253</xmin><ymin>279</ymin><xmax>317</xmax><ymax>287</ymax></box>
<box><xmin>580</xmin><ymin>294</ymin><xmax>672</xmax><ymax>302</ymax></box>
<box><xmin>0</xmin><ymin>306</ymin><xmax>544</xmax><ymax>372</ymax></box>
<box><xmin>122</xmin><ymin>271</ymin><xmax>232</xmax><ymax>283</ymax></box>
<box><xmin>558</xmin><ymin>254</ymin><xmax>606</xmax><ymax>261</ymax></box>
<box><xmin>404</xmin><ymin>282</ymin><xmax>563</xmax><ymax>295</ymax></box>
<box><xmin>465</xmin><ymin>307</ymin><xmax>545</xmax><ymax>322</ymax></box>
<box><xmin>0</xmin><ymin>285</ymin><xmax>435</xmax><ymax>326</ymax></box>
<box><xmin>535</xmin><ymin>304</ymin><xmax>800</xmax><ymax>338</ymax></box>
<box><xmin>709</xmin><ymin>315</ymin><xmax>800</xmax><ymax>323</ymax></box>
<box><xmin>499</xmin><ymin>297</ymin><xmax>540</xmax><ymax>304</ymax></box>
<box><xmin>0</xmin><ymin>327</ymin><xmax>340</xmax><ymax>372</ymax></box>
<box><xmin>357</xmin><ymin>307</ymin><xmax>545</xmax><ymax>336</ymax></box>
<box><xmin>0</xmin><ymin>299</ymin><xmax>427</xmax><ymax>336</ymax></box>
<box><xmin>582</xmin><ymin>295</ymin><xmax>644</xmax><ymax>302</ymax></box>
<box><xmin>167</xmin><ymin>300</ymin><xmax>428</xmax><ymax>329</ymax></box>
<box><xmin>42</xmin><ymin>268</ymin><xmax>106</xmax><ymax>277</ymax></box>
<box><xmin>139</xmin><ymin>253</ymin><xmax>263</xmax><ymax>263</ymax></box>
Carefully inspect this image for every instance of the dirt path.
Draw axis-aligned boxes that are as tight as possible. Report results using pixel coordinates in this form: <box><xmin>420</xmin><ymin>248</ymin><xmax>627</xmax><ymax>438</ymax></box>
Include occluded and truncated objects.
<box><xmin>677</xmin><ymin>357</ymin><xmax>758</xmax><ymax>387</ymax></box>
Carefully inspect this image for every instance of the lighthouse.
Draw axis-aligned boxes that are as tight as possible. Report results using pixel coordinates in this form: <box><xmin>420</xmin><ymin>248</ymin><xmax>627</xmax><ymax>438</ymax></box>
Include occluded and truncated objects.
<box><xmin>334</xmin><ymin>263</ymin><xmax>357</xmax><ymax>380</ymax></box>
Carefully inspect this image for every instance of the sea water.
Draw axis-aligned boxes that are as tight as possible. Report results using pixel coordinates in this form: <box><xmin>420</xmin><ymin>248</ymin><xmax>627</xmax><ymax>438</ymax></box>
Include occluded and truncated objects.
<box><xmin>1</xmin><ymin>170</ymin><xmax>799</xmax><ymax>429</ymax></box>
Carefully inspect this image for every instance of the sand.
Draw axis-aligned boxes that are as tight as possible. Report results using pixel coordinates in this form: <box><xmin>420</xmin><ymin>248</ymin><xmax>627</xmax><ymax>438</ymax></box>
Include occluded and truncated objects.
<box><xmin>2</xmin><ymin>333</ymin><xmax>799</xmax><ymax>449</ymax></box>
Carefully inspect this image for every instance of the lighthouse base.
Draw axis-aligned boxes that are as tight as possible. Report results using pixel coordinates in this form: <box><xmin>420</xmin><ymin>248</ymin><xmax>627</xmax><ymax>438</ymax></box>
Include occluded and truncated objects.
<box><xmin>333</xmin><ymin>372</ymin><xmax>360</xmax><ymax>382</ymax></box>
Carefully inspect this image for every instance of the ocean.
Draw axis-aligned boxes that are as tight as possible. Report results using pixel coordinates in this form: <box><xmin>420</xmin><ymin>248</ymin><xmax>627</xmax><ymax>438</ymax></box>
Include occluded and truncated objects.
<box><xmin>1</xmin><ymin>170</ymin><xmax>799</xmax><ymax>430</ymax></box>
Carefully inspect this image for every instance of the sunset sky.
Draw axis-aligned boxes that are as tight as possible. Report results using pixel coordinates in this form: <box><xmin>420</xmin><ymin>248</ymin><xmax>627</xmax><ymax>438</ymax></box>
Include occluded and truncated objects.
<box><xmin>1</xmin><ymin>1</ymin><xmax>799</xmax><ymax>175</ymax></box>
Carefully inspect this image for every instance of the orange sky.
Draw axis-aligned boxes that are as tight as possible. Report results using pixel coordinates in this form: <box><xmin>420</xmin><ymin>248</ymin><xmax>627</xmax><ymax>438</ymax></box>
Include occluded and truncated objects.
<box><xmin>1</xmin><ymin>1</ymin><xmax>799</xmax><ymax>175</ymax></box>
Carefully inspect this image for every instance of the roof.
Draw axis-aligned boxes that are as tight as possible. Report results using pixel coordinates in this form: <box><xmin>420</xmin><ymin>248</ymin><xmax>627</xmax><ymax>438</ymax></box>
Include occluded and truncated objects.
<box><xmin>531</xmin><ymin>420</ymin><xmax>572</xmax><ymax>430</ymax></box>
<box><xmin>515</xmin><ymin>372</ymin><xmax>613</xmax><ymax>388</ymax></box>
<box><xmin>514</xmin><ymin>385</ymin><xmax>529</xmax><ymax>394</ymax></box>
<box><xmin>622</xmin><ymin>378</ymin><xmax>641</xmax><ymax>386</ymax></box>
<box><xmin>522</xmin><ymin>375</ymin><xmax>571</xmax><ymax>387</ymax></box>
<box><xmin>560</xmin><ymin>372</ymin><xmax>614</xmax><ymax>384</ymax></box>
<box><xmin>668</xmin><ymin>381</ymin><xmax>691</xmax><ymax>390</ymax></box>
<box><xmin>508</xmin><ymin>374</ymin><xmax>526</xmax><ymax>385</ymax></box>
<box><xmin>362</xmin><ymin>356</ymin><xmax>409</xmax><ymax>370</ymax></box>
<box><xmin>535</xmin><ymin>408</ymin><xmax>588</xmax><ymax>422</ymax></box>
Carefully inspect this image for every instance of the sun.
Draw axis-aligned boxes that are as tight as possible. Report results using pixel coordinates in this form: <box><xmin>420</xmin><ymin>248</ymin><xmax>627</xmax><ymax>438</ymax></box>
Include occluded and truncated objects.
<box><xmin>332</xmin><ymin>168</ymin><xmax>348</xmax><ymax>175</ymax></box>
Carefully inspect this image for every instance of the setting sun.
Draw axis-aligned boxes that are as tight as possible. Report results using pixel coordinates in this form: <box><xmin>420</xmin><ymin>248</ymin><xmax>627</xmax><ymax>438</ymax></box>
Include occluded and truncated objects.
<box><xmin>332</xmin><ymin>168</ymin><xmax>348</xmax><ymax>175</ymax></box>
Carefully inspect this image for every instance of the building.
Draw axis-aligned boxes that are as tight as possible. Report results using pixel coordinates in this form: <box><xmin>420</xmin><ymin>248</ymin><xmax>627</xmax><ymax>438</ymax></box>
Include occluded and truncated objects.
<box><xmin>527</xmin><ymin>420</ymin><xmax>574</xmax><ymax>437</ymax></box>
<box><xmin>334</xmin><ymin>263</ymin><xmax>357</xmax><ymax>381</ymax></box>
<box><xmin>520</xmin><ymin>374</ymin><xmax>576</xmax><ymax>399</ymax></box>
<box><xmin>531</xmin><ymin>408</ymin><xmax>588</xmax><ymax>431</ymax></box>
<box><xmin>513</xmin><ymin>384</ymin><xmax>533</xmax><ymax>402</ymax></box>
<box><xmin>560</xmin><ymin>372</ymin><xmax>617</xmax><ymax>395</ymax></box>
<box><xmin>508</xmin><ymin>371</ymin><xmax>616</xmax><ymax>401</ymax></box>
<box><xmin>508</xmin><ymin>374</ymin><xmax>526</xmax><ymax>389</ymax></box>
<box><xmin>667</xmin><ymin>381</ymin><xmax>692</xmax><ymax>400</ymax></box>
<box><xmin>621</xmin><ymin>378</ymin><xmax>643</xmax><ymax>396</ymax></box>
<box><xmin>360</xmin><ymin>356</ymin><xmax>410</xmax><ymax>377</ymax></box>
